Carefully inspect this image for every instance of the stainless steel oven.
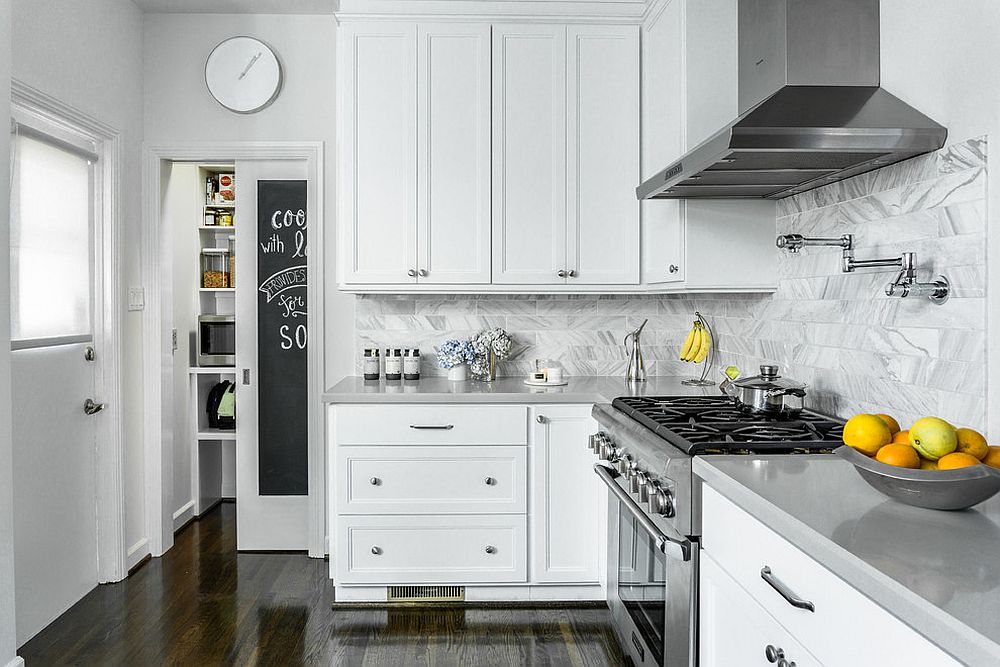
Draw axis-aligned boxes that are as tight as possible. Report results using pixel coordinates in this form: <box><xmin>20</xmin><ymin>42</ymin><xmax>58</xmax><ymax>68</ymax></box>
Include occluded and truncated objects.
<box><xmin>596</xmin><ymin>463</ymin><xmax>696</xmax><ymax>667</ymax></box>
<box><xmin>197</xmin><ymin>315</ymin><xmax>235</xmax><ymax>366</ymax></box>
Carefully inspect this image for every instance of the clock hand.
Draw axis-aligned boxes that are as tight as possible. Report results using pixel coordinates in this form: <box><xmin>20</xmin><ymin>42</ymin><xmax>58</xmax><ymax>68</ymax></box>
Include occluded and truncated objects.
<box><xmin>238</xmin><ymin>52</ymin><xmax>262</xmax><ymax>80</ymax></box>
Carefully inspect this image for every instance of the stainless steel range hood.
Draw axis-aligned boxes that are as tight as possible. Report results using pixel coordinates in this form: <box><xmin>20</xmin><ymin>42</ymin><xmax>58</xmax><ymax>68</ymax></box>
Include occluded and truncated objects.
<box><xmin>637</xmin><ymin>0</ymin><xmax>947</xmax><ymax>200</ymax></box>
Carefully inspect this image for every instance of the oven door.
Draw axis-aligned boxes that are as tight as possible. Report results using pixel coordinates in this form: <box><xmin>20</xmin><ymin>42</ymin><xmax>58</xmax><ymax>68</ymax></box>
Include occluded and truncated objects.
<box><xmin>595</xmin><ymin>464</ymin><xmax>697</xmax><ymax>667</ymax></box>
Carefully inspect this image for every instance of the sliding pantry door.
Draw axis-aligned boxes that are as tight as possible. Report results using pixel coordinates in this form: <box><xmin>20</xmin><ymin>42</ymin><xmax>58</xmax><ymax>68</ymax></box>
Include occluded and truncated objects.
<box><xmin>235</xmin><ymin>158</ymin><xmax>311</xmax><ymax>550</ymax></box>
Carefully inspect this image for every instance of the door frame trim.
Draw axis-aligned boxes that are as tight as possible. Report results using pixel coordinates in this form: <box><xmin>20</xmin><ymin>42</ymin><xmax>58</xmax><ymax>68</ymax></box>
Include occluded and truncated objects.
<box><xmin>140</xmin><ymin>141</ymin><xmax>326</xmax><ymax>559</ymax></box>
<box><xmin>11</xmin><ymin>80</ymin><xmax>127</xmax><ymax>583</ymax></box>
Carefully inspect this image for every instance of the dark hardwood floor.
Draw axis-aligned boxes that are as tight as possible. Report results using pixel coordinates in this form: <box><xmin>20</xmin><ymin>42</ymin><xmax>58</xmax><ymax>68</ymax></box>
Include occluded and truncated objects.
<box><xmin>19</xmin><ymin>503</ymin><xmax>628</xmax><ymax>665</ymax></box>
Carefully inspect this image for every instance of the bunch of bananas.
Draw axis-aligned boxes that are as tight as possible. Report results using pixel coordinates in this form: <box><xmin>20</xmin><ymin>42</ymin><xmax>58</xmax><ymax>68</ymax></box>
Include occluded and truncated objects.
<box><xmin>679</xmin><ymin>321</ymin><xmax>711</xmax><ymax>364</ymax></box>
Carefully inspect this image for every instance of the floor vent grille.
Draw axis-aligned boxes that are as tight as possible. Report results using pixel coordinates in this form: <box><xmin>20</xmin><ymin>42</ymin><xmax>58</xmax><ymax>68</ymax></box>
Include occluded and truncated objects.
<box><xmin>387</xmin><ymin>585</ymin><xmax>466</xmax><ymax>602</ymax></box>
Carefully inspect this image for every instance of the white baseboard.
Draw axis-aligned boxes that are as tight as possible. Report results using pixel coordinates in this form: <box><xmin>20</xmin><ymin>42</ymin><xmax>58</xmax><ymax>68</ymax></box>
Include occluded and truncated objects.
<box><xmin>5</xmin><ymin>656</ymin><xmax>25</xmax><ymax>667</ymax></box>
<box><xmin>126</xmin><ymin>537</ymin><xmax>150</xmax><ymax>571</ymax></box>
<box><xmin>333</xmin><ymin>583</ymin><xmax>605</xmax><ymax>603</ymax></box>
<box><xmin>172</xmin><ymin>500</ymin><xmax>196</xmax><ymax>531</ymax></box>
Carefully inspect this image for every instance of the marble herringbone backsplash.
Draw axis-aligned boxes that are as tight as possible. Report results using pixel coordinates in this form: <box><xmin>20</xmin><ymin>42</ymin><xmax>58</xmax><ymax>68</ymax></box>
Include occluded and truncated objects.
<box><xmin>354</xmin><ymin>136</ymin><xmax>987</xmax><ymax>429</ymax></box>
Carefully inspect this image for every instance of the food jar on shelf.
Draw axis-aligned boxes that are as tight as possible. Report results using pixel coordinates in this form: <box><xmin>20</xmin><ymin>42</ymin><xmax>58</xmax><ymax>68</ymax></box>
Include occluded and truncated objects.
<box><xmin>227</xmin><ymin>235</ymin><xmax>236</xmax><ymax>288</ymax></box>
<box><xmin>218</xmin><ymin>211</ymin><xmax>234</xmax><ymax>227</ymax></box>
<box><xmin>204</xmin><ymin>209</ymin><xmax>217</xmax><ymax>226</ymax></box>
<box><xmin>201</xmin><ymin>248</ymin><xmax>230</xmax><ymax>288</ymax></box>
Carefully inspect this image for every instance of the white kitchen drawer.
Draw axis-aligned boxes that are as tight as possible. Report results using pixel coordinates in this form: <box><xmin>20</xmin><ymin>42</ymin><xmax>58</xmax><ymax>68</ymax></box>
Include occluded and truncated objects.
<box><xmin>336</xmin><ymin>515</ymin><xmax>527</xmax><ymax>584</ymax></box>
<box><xmin>333</xmin><ymin>404</ymin><xmax>528</xmax><ymax>445</ymax></box>
<box><xmin>701</xmin><ymin>486</ymin><xmax>958</xmax><ymax>666</ymax></box>
<box><xmin>700</xmin><ymin>551</ymin><xmax>820</xmax><ymax>667</ymax></box>
<box><xmin>337</xmin><ymin>445</ymin><xmax>526</xmax><ymax>514</ymax></box>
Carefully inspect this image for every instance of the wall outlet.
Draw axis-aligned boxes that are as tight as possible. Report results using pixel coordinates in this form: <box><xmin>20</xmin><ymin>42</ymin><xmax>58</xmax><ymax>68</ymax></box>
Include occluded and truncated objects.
<box><xmin>127</xmin><ymin>287</ymin><xmax>145</xmax><ymax>311</ymax></box>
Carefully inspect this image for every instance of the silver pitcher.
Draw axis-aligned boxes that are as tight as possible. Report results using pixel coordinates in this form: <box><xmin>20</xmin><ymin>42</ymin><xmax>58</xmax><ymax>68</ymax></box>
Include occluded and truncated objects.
<box><xmin>624</xmin><ymin>319</ymin><xmax>648</xmax><ymax>383</ymax></box>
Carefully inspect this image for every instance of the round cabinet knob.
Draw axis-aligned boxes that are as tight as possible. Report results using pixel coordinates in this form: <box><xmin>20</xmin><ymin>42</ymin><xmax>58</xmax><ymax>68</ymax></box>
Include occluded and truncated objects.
<box><xmin>418</xmin><ymin>269</ymin><xmax>428</xmax><ymax>277</ymax></box>
<box><xmin>765</xmin><ymin>645</ymin><xmax>784</xmax><ymax>663</ymax></box>
<box><xmin>485</xmin><ymin>477</ymin><xmax>497</xmax><ymax>486</ymax></box>
<box><xmin>371</xmin><ymin>546</ymin><xmax>382</xmax><ymax>555</ymax></box>
<box><xmin>369</xmin><ymin>477</ymin><xmax>381</xmax><ymax>486</ymax></box>
<box><xmin>567</xmin><ymin>269</ymin><xmax>577</xmax><ymax>278</ymax></box>
<box><xmin>669</xmin><ymin>264</ymin><xmax>679</xmax><ymax>274</ymax></box>
<box><xmin>557</xmin><ymin>270</ymin><xmax>567</xmax><ymax>278</ymax></box>
<box><xmin>536</xmin><ymin>415</ymin><xmax>547</xmax><ymax>424</ymax></box>
<box><xmin>778</xmin><ymin>661</ymin><xmax>795</xmax><ymax>667</ymax></box>
<box><xmin>485</xmin><ymin>545</ymin><xmax>496</xmax><ymax>554</ymax></box>
<box><xmin>407</xmin><ymin>269</ymin><xmax>417</xmax><ymax>277</ymax></box>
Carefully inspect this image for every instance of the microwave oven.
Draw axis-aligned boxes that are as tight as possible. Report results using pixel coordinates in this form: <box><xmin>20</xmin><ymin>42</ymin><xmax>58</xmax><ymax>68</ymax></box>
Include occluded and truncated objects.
<box><xmin>198</xmin><ymin>315</ymin><xmax>235</xmax><ymax>366</ymax></box>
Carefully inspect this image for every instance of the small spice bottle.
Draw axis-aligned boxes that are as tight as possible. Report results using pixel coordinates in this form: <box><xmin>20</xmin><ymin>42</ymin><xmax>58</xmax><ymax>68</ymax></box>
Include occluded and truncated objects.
<box><xmin>363</xmin><ymin>348</ymin><xmax>380</xmax><ymax>381</ymax></box>
<box><xmin>403</xmin><ymin>349</ymin><xmax>421</xmax><ymax>380</ymax></box>
<box><xmin>384</xmin><ymin>348</ymin><xmax>403</xmax><ymax>381</ymax></box>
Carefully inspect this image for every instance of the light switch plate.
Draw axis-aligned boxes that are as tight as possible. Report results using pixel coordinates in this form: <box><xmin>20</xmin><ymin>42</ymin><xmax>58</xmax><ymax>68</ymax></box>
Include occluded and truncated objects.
<box><xmin>128</xmin><ymin>287</ymin><xmax>145</xmax><ymax>311</ymax></box>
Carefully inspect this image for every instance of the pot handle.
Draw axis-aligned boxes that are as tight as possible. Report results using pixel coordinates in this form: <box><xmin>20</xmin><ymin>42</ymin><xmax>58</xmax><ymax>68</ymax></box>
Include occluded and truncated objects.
<box><xmin>765</xmin><ymin>387</ymin><xmax>807</xmax><ymax>399</ymax></box>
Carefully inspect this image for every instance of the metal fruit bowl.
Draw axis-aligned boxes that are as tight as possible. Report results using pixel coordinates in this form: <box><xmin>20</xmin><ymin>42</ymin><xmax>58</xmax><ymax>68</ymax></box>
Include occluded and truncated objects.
<box><xmin>836</xmin><ymin>445</ymin><xmax>1000</xmax><ymax>511</ymax></box>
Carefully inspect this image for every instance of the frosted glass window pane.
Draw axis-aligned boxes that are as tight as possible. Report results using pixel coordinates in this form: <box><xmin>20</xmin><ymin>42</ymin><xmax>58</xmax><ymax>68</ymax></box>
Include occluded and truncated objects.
<box><xmin>11</xmin><ymin>134</ymin><xmax>93</xmax><ymax>341</ymax></box>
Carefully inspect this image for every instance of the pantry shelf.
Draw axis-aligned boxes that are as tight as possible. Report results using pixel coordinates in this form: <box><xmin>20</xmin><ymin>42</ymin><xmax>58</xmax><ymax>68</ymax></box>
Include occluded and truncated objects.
<box><xmin>196</xmin><ymin>429</ymin><xmax>237</xmax><ymax>441</ymax></box>
<box><xmin>199</xmin><ymin>225</ymin><xmax>236</xmax><ymax>231</ymax></box>
<box><xmin>199</xmin><ymin>288</ymin><xmax>235</xmax><ymax>292</ymax></box>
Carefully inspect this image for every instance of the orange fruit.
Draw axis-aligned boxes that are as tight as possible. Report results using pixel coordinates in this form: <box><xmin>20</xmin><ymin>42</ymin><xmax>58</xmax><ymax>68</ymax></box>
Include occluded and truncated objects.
<box><xmin>875</xmin><ymin>414</ymin><xmax>901</xmax><ymax>434</ymax></box>
<box><xmin>982</xmin><ymin>446</ymin><xmax>1000</xmax><ymax>469</ymax></box>
<box><xmin>891</xmin><ymin>430</ymin><xmax>910</xmax><ymax>445</ymax></box>
<box><xmin>843</xmin><ymin>414</ymin><xmax>893</xmax><ymax>456</ymax></box>
<box><xmin>937</xmin><ymin>452</ymin><xmax>983</xmax><ymax>470</ymax></box>
<box><xmin>955</xmin><ymin>428</ymin><xmax>989</xmax><ymax>460</ymax></box>
<box><xmin>875</xmin><ymin>444</ymin><xmax>921</xmax><ymax>469</ymax></box>
<box><xmin>919</xmin><ymin>460</ymin><xmax>939</xmax><ymax>471</ymax></box>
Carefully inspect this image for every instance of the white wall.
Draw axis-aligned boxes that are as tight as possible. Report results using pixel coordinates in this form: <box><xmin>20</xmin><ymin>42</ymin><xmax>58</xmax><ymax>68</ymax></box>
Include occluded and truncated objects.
<box><xmin>10</xmin><ymin>0</ymin><xmax>147</xmax><ymax>585</ymax></box>
<box><xmin>880</xmin><ymin>1</ymin><xmax>1000</xmax><ymax>436</ymax></box>
<box><xmin>143</xmin><ymin>13</ymin><xmax>351</xmax><ymax>384</ymax></box>
<box><xmin>0</xmin><ymin>0</ymin><xmax>21</xmax><ymax>663</ymax></box>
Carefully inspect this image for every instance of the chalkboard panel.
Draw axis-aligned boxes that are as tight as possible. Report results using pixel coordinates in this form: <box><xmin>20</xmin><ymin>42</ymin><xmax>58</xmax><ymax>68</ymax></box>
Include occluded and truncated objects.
<box><xmin>257</xmin><ymin>180</ymin><xmax>308</xmax><ymax>496</ymax></box>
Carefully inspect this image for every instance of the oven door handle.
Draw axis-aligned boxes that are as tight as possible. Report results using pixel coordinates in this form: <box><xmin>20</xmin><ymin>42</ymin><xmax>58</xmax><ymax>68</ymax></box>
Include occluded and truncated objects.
<box><xmin>594</xmin><ymin>463</ymin><xmax>692</xmax><ymax>562</ymax></box>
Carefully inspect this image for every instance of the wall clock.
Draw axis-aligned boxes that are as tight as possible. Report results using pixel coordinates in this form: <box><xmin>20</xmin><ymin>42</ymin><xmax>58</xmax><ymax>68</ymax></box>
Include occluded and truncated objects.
<box><xmin>205</xmin><ymin>36</ymin><xmax>283</xmax><ymax>114</ymax></box>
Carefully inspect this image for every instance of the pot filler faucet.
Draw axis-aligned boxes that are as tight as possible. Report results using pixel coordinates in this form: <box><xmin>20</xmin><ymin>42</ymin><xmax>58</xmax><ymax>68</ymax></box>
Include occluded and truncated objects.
<box><xmin>776</xmin><ymin>234</ymin><xmax>950</xmax><ymax>304</ymax></box>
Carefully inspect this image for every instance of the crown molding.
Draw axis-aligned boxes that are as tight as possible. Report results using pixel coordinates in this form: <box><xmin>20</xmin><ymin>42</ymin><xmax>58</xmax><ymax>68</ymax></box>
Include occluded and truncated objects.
<box><xmin>335</xmin><ymin>0</ymin><xmax>649</xmax><ymax>23</ymax></box>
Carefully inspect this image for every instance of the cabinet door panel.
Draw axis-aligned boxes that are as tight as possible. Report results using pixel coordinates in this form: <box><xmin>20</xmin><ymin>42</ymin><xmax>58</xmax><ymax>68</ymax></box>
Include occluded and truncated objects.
<box><xmin>417</xmin><ymin>23</ymin><xmax>492</xmax><ymax>284</ymax></box>
<box><xmin>492</xmin><ymin>25</ymin><xmax>567</xmax><ymax>285</ymax></box>
<box><xmin>339</xmin><ymin>23</ymin><xmax>417</xmax><ymax>284</ymax></box>
<box><xmin>530</xmin><ymin>405</ymin><xmax>603</xmax><ymax>583</ymax></box>
<box><xmin>567</xmin><ymin>26</ymin><xmax>639</xmax><ymax>285</ymax></box>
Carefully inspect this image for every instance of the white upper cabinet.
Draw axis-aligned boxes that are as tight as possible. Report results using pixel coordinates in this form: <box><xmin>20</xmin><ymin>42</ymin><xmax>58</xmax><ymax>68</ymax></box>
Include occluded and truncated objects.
<box><xmin>567</xmin><ymin>25</ymin><xmax>640</xmax><ymax>285</ymax></box>
<box><xmin>417</xmin><ymin>23</ymin><xmax>492</xmax><ymax>284</ymax></box>
<box><xmin>339</xmin><ymin>21</ymin><xmax>491</xmax><ymax>286</ymax></box>
<box><xmin>641</xmin><ymin>0</ymin><xmax>685</xmax><ymax>284</ymax></box>
<box><xmin>684</xmin><ymin>0</ymin><xmax>738</xmax><ymax>150</ymax></box>
<box><xmin>491</xmin><ymin>25</ymin><xmax>568</xmax><ymax>285</ymax></box>
<box><xmin>338</xmin><ymin>22</ymin><xmax>418</xmax><ymax>284</ymax></box>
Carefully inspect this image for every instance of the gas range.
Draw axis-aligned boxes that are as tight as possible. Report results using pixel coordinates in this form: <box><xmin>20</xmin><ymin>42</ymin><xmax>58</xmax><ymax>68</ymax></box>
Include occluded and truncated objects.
<box><xmin>591</xmin><ymin>395</ymin><xmax>844</xmax><ymax>667</ymax></box>
<box><xmin>611</xmin><ymin>395</ymin><xmax>843</xmax><ymax>455</ymax></box>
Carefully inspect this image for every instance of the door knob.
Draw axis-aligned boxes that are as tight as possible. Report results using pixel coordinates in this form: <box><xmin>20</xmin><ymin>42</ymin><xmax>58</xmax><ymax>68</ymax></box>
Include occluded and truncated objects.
<box><xmin>485</xmin><ymin>545</ymin><xmax>496</xmax><ymax>554</ymax></box>
<box><xmin>557</xmin><ymin>270</ymin><xmax>567</xmax><ymax>278</ymax></box>
<box><xmin>84</xmin><ymin>346</ymin><xmax>96</xmax><ymax>362</ymax></box>
<box><xmin>83</xmin><ymin>398</ymin><xmax>105</xmax><ymax>415</ymax></box>
<box><xmin>418</xmin><ymin>269</ymin><xmax>428</xmax><ymax>277</ymax></box>
<box><xmin>369</xmin><ymin>477</ymin><xmax>381</xmax><ymax>486</ymax></box>
<box><xmin>567</xmin><ymin>269</ymin><xmax>577</xmax><ymax>277</ymax></box>
<box><xmin>484</xmin><ymin>477</ymin><xmax>497</xmax><ymax>486</ymax></box>
<box><xmin>371</xmin><ymin>546</ymin><xmax>382</xmax><ymax>555</ymax></box>
<box><xmin>536</xmin><ymin>415</ymin><xmax>547</xmax><ymax>424</ymax></box>
<box><xmin>669</xmin><ymin>264</ymin><xmax>679</xmax><ymax>274</ymax></box>
<box><xmin>407</xmin><ymin>269</ymin><xmax>417</xmax><ymax>277</ymax></box>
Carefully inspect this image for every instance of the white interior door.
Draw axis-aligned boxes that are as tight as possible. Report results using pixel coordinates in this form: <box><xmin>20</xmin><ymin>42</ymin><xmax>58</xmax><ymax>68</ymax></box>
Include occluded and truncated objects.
<box><xmin>9</xmin><ymin>129</ymin><xmax>100</xmax><ymax>645</ymax></box>
<box><xmin>235</xmin><ymin>158</ymin><xmax>311</xmax><ymax>550</ymax></box>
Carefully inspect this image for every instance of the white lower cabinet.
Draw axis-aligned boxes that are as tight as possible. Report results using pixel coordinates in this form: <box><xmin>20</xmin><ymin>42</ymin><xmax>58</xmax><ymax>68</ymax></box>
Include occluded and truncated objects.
<box><xmin>700</xmin><ymin>485</ymin><xmax>959</xmax><ymax>666</ymax></box>
<box><xmin>328</xmin><ymin>402</ymin><xmax>604</xmax><ymax>598</ymax></box>
<box><xmin>700</xmin><ymin>552</ymin><xmax>819</xmax><ymax>667</ymax></box>
<box><xmin>530</xmin><ymin>405</ymin><xmax>603</xmax><ymax>583</ymax></box>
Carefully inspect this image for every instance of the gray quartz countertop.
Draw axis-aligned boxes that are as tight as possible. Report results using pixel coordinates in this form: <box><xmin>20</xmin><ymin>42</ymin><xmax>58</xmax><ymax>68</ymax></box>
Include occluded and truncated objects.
<box><xmin>323</xmin><ymin>375</ymin><xmax>720</xmax><ymax>403</ymax></box>
<box><xmin>695</xmin><ymin>456</ymin><xmax>1000</xmax><ymax>666</ymax></box>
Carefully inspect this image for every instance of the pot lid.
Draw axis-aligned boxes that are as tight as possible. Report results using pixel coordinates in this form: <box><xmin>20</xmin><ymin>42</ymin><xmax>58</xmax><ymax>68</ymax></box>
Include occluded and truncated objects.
<box><xmin>733</xmin><ymin>365</ymin><xmax>806</xmax><ymax>392</ymax></box>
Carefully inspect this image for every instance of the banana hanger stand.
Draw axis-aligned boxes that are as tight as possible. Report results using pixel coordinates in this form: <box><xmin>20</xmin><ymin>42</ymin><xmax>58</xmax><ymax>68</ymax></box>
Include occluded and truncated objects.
<box><xmin>682</xmin><ymin>312</ymin><xmax>717</xmax><ymax>387</ymax></box>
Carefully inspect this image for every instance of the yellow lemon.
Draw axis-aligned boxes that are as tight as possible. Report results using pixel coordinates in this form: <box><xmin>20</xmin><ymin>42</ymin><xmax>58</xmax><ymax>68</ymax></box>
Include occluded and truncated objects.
<box><xmin>909</xmin><ymin>417</ymin><xmax>957</xmax><ymax>461</ymax></box>
<box><xmin>843</xmin><ymin>414</ymin><xmax>893</xmax><ymax>456</ymax></box>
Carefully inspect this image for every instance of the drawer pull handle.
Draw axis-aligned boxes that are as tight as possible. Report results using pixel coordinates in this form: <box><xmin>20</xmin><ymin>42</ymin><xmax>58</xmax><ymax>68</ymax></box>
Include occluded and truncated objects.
<box><xmin>760</xmin><ymin>566</ymin><xmax>815</xmax><ymax>612</ymax></box>
<box><xmin>485</xmin><ymin>477</ymin><xmax>497</xmax><ymax>486</ymax></box>
<box><xmin>485</xmin><ymin>545</ymin><xmax>496</xmax><ymax>554</ymax></box>
<box><xmin>409</xmin><ymin>424</ymin><xmax>455</xmax><ymax>430</ymax></box>
<box><xmin>371</xmin><ymin>546</ymin><xmax>382</xmax><ymax>555</ymax></box>
<box><xmin>369</xmin><ymin>477</ymin><xmax>381</xmax><ymax>486</ymax></box>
